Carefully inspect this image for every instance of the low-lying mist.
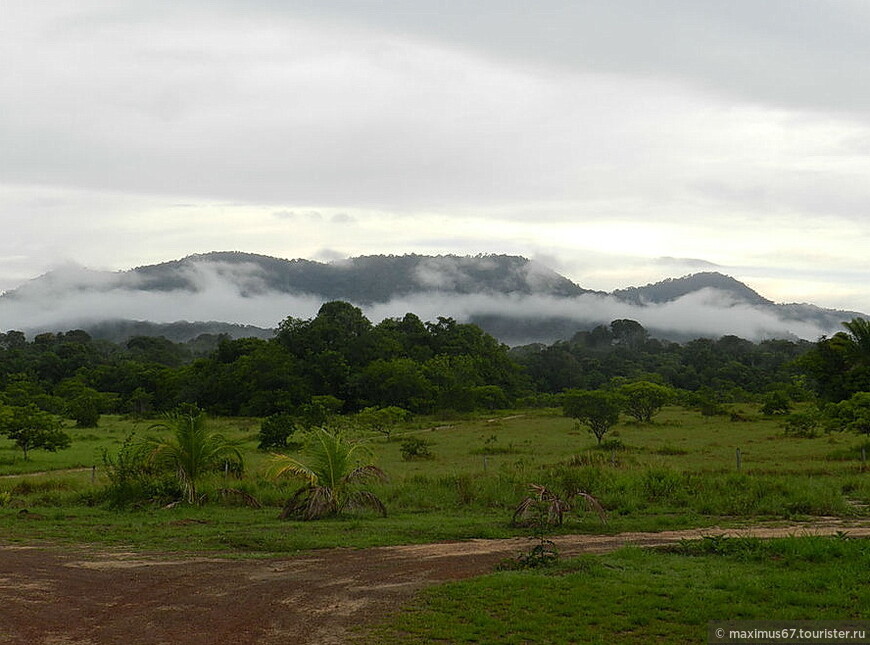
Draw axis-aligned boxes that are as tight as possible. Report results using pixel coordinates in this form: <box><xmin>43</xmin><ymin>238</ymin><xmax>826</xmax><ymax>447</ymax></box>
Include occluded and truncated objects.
<box><xmin>0</xmin><ymin>261</ymin><xmax>838</xmax><ymax>343</ymax></box>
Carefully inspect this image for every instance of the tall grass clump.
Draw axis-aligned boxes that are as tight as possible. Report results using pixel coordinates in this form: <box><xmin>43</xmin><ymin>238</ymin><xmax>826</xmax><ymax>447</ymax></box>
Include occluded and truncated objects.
<box><xmin>541</xmin><ymin>464</ymin><xmax>853</xmax><ymax>520</ymax></box>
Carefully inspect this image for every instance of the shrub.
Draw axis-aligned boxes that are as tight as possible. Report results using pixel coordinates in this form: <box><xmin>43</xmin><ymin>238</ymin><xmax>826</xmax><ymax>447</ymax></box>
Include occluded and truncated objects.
<box><xmin>783</xmin><ymin>410</ymin><xmax>823</xmax><ymax>438</ymax></box>
<box><xmin>596</xmin><ymin>438</ymin><xmax>626</xmax><ymax>452</ymax></box>
<box><xmin>761</xmin><ymin>390</ymin><xmax>792</xmax><ymax>416</ymax></box>
<box><xmin>400</xmin><ymin>437</ymin><xmax>433</xmax><ymax>460</ymax></box>
<box><xmin>258</xmin><ymin>413</ymin><xmax>299</xmax><ymax>450</ymax></box>
<box><xmin>102</xmin><ymin>433</ymin><xmax>180</xmax><ymax>508</ymax></box>
<box><xmin>356</xmin><ymin>406</ymin><xmax>411</xmax><ymax>441</ymax></box>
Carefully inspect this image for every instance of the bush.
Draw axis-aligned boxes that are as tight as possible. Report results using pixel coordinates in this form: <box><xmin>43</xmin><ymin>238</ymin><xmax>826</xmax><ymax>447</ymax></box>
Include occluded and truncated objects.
<box><xmin>699</xmin><ymin>399</ymin><xmax>727</xmax><ymax>416</ymax></box>
<box><xmin>761</xmin><ymin>390</ymin><xmax>792</xmax><ymax>416</ymax></box>
<box><xmin>400</xmin><ymin>437</ymin><xmax>433</xmax><ymax>460</ymax></box>
<box><xmin>596</xmin><ymin>438</ymin><xmax>626</xmax><ymax>452</ymax></box>
<box><xmin>101</xmin><ymin>433</ymin><xmax>178</xmax><ymax>508</ymax></box>
<box><xmin>783</xmin><ymin>410</ymin><xmax>823</xmax><ymax>438</ymax></box>
<box><xmin>258</xmin><ymin>414</ymin><xmax>298</xmax><ymax>450</ymax></box>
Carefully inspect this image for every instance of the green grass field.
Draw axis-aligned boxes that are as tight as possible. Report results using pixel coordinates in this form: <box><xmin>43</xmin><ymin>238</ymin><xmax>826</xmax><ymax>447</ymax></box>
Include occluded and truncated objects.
<box><xmin>2</xmin><ymin>406</ymin><xmax>869</xmax><ymax>643</ymax></box>
<box><xmin>0</xmin><ymin>405</ymin><xmax>868</xmax><ymax>552</ymax></box>
<box><xmin>359</xmin><ymin>536</ymin><xmax>870</xmax><ymax>644</ymax></box>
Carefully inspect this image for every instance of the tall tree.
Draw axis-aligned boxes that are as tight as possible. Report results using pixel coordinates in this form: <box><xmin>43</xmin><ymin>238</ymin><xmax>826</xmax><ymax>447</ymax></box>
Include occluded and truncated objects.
<box><xmin>617</xmin><ymin>381</ymin><xmax>674</xmax><ymax>423</ymax></box>
<box><xmin>0</xmin><ymin>404</ymin><xmax>70</xmax><ymax>460</ymax></box>
<box><xmin>799</xmin><ymin>318</ymin><xmax>870</xmax><ymax>402</ymax></box>
<box><xmin>562</xmin><ymin>390</ymin><xmax>622</xmax><ymax>444</ymax></box>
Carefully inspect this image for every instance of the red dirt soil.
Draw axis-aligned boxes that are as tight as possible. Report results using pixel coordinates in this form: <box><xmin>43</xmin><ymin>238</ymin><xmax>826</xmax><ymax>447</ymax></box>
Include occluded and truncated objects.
<box><xmin>2</xmin><ymin>521</ymin><xmax>869</xmax><ymax>645</ymax></box>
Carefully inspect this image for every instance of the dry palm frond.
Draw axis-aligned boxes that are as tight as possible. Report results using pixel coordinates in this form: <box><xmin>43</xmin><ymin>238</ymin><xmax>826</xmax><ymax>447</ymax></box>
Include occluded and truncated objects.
<box><xmin>345</xmin><ymin>465</ymin><xmax>388</xmax><ymax>484</ymax></box>
<box><xmin>345</xmin><ymin>490</ymin><xmax>387</xmax><ymax>517</ymax></box>
<box><xmin>279</xmin><ymin>485</ymin><xmax>336</xmax><ymax>520</ymax></box>
<box><xmin>217</xmin><ymin>488</ymin><xmax>262</xmax><ymax>509</ymax></box>
<box><xmin>512</xmin><ymin>483</ymin><xmax>606</xmax><ymax>527</ymax></box>
<box><xmin>574</xmin><ymin>490</ymin><xmax>608</xmax><ymax>523</ymax></box>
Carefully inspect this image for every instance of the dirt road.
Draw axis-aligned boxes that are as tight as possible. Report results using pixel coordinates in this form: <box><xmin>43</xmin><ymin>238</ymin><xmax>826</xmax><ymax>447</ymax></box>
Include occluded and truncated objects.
<box><xmin>2</xmin><ymin>522</ymin><xmax>869</xmax><ymax>645</ymax></box>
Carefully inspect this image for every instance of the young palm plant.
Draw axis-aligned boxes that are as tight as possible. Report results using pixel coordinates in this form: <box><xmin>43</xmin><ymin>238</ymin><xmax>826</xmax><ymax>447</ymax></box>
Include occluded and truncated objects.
<box><xmin>146</xmin><ymin>410</ymin><xmax>244</xmax><ymax>505</ymax></box>
<box><xmin>270</xmin><ymin>428</ymin><xmax>387</xmax><ymax>520</ymax></box>
<box><xmin>512</xmin><ymin>483</ymin><xmax>606</xmax><ymax>527</ymax></box>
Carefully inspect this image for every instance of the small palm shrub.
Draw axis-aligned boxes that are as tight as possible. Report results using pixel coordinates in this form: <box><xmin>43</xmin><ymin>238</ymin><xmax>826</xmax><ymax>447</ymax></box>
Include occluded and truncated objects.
<box><xmin>146</xmin><ymin>410</ymin><xmax>243</xmax><ymax>505</ymax></box>
<box><xmin>271</xmin><ymin>429</ymin><xmax>388</xmax><ymax>520</ymax></box>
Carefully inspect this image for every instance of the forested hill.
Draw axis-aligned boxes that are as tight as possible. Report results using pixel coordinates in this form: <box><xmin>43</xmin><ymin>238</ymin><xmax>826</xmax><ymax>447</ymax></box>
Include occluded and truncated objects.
<box><xmin>0</xmin><ymin>252</ymin><xmax>863</xmax><ymax>344</ymax></box>
<box><xmin>613</xmin><ymin>272</ymin><xmax>772</xmax><ymax>306</ymax></box>
<box><xmin>130</xmin><ymin>252</ymin><xmax>592</xmax><ymax>302</ymax></box>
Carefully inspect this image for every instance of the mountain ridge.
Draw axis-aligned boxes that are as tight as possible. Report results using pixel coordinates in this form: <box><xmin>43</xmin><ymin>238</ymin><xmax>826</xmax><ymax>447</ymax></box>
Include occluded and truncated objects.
<box><xmin>0</xmin><ymin>252</ymin><xmax>862</xmax><ymax>344</ymax></box>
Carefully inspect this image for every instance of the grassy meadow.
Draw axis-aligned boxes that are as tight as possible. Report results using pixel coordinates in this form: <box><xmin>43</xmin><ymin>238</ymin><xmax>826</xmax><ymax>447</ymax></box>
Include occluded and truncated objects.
<box><xmin>360</xmin><ymin>536</ymin><xmax>870</xmax><ymax>644</ymax></box>
<box><xmin>0</xmin><ymin>405</ymin><xmax>868</xmax><ymax>553</ymax></box>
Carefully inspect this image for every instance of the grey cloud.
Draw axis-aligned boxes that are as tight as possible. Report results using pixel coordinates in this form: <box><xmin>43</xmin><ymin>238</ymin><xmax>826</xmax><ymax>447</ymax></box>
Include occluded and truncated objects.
<box><xmin>269</xmin><ymin>0</ymin><xmax>870</xmax><ymax>118</ymax></box>
<box><xmin>366</xmin><ymin>289</ymin><xmax>832</xmax><ymax>343</ymax></box>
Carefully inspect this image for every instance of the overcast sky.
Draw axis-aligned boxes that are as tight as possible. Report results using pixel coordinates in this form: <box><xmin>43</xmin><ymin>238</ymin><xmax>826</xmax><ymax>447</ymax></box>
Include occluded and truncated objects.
<box><xmin>3</xmin><ymin>1</ymin><xmax>870</xmax><ymax>312</ymax></box>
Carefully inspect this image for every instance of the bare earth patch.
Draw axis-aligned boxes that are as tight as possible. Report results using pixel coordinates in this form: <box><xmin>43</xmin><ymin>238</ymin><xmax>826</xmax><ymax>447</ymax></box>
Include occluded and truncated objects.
<box><xmin>2</xmin><ymin>521</ymin><xmax>869</xmax><ymax>645</ymax></box>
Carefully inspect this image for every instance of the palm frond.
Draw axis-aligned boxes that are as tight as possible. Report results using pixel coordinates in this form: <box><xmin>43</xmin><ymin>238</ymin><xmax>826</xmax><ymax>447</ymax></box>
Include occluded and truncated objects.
<box><xmin>218</xmin><ymin>488</ymin><xmax>262</xmax><ymax>509</ymax></box>
<box><xmin>344</xmin><ymin>490</ymin><xmax>387</xmax><ymax>517</ymax></box>
<box><xmin>343</xmin><ymin>464</ymin><xmax>388</xmax><ymax>484</ymax></box>
<box><xmin>269</xmin><ymin>453</ymin><xmax>318</xmax><ymax>484</ymax></box>
<box><xmin>574</xmin><ymin>491</ymin><xmax>608</xmax><ymax>523</ymax></box>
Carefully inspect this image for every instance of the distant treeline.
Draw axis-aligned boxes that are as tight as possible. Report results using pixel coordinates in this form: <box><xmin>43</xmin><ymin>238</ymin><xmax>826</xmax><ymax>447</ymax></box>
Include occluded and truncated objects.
<box><xmin>512</xmin><ymin>319</ymin><xmax>812</xmax><ymax>397</ymax></box>
<box><xmin>0</xmin><ymin>301</ymin><xmax>859</xmax><ymax>424</ymax></box>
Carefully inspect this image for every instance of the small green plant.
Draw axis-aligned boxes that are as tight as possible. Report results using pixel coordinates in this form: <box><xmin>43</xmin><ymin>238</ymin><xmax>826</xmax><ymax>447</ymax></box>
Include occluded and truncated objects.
<box><xmin>596</xmin><ymin>438</ymin><xmax>626</xmax><ymax>452</ymax></box>
<box><xmin>502</xmin><ymin>534</ymin><xmax>560</xmax><ymax>570</ymax></box>
<box><xmin>400</xmin><ymin>437</ymin><xmax>433</xmax><ymax>460</ymax></box>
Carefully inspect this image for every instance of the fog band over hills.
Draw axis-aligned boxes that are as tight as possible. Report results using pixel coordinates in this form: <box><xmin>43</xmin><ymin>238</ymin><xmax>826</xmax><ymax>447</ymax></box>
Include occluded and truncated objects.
<box><xmin>0</xmin><ymin>259</ymin><xmax>839</xmax><ymax>343</ymax></box>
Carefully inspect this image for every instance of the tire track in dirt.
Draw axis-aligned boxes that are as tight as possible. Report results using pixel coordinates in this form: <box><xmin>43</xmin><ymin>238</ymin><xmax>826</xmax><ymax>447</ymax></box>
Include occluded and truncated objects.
<box><xmin>2</xmin><ymin>521</ymin><xmax>869</xmax><ymax>645</ymax></box>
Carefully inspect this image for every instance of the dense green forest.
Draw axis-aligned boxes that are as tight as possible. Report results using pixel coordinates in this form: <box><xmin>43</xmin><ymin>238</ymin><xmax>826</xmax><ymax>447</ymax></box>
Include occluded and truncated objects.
<box><xmin>0</xmin><ymin>300</ymin><xmax>867</xmax><ymax>438</ymax></box>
